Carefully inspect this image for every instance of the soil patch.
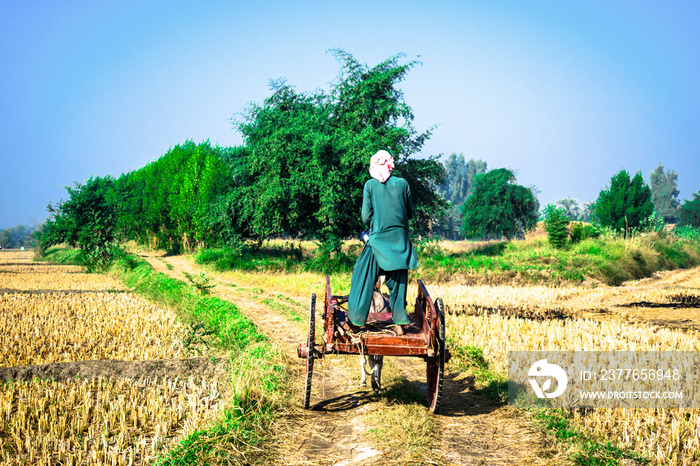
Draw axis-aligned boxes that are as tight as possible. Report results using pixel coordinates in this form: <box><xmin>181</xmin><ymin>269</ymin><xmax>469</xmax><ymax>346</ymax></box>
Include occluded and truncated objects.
<box><xmin>0</xmin><ymin>357</ymin><xmax>221</xmax><ymax>382</ymax></box>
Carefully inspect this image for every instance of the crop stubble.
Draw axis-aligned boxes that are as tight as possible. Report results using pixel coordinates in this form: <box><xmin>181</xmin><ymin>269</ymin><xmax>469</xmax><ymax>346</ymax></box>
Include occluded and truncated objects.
<box><xmin>430</xmin><ymin>274</ymin><xmax>700</xmax><ymax>466</ymax></box>
<box><xmin>0</xmin><ymin>251</ymin><xmax>221</xmax><ymax>465</ymax></box>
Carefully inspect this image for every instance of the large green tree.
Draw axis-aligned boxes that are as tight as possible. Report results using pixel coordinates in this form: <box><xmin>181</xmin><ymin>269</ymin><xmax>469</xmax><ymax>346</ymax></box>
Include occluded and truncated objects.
<box><xmin>649</xmin><ymin>164</ymin><xmax>680</xmax><ymax>223</ymax></box>
<box><xmin>460</xmin><ymin>168</ymin><xmax>538</xmax><ymax>239</ymax></box>
<box><xmin>115</xmin><ymin>140</ymin><xmax>235</xmax><ymax>252</ymax></box>
<box><xmin>225</xmin><ymin>50</ymin><xmax>446</xmax><ymax>245</ymax></box>
<box><xmin>595</xmin><ymin>170</ymin><xmax>654</xmax><ymax>237</ymax></box>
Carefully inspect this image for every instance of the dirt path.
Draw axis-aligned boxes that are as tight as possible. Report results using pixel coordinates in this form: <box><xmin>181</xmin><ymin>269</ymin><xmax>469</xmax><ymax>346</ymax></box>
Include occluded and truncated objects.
<box><xmin>142</xmin><ymin>252</ymin><xmax>549</xmax><ymax>465</ymax></box>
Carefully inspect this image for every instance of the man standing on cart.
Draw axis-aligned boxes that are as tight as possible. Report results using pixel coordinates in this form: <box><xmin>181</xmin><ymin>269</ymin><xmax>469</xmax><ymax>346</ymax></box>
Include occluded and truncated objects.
<box><xmin>345</xmin><ymin>150</ymin><xmax>419</xmax><ymax>335</ymax></box>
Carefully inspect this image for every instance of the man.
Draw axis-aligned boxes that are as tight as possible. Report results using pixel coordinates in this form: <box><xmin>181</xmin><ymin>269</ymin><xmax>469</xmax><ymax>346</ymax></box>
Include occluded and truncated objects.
<box><xmin>345</xmin><ymin>150</ymin><xmax>419</xmax><ymax>335</ymax></box>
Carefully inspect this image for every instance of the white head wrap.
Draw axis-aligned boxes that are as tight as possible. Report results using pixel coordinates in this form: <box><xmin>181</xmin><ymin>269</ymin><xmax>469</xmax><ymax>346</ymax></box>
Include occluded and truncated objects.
<box><xmin>369</xmin><ymin>150</ymin><xmax>395</xmax><ymax>183</ymax></box>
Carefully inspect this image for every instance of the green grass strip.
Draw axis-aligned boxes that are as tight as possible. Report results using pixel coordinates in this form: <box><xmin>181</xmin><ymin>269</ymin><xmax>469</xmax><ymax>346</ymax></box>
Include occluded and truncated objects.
<box><xmin>417</xmin><ymin>232</ymin><xmax>700</xmax><ymax>286</ymax></box>
<box><xmin>40</xmin><ymin>246</ymin><xmax>82</xmax><ymax>264</ymax></box>
<box><xmin>532</xmin><ymin>408</ymin><xmax>649</xmax><ymax>466</ymax></box>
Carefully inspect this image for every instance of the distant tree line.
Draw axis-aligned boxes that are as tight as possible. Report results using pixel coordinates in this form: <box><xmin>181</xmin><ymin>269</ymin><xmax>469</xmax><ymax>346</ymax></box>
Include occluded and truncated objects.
<box><xmin>437</xmin><ymin>156</ymin><xmax>698</xmax><ymax>244</ymax></box>
<box><xmin>0</xmin><ymin>225</ymin><xmax>36</xmax><ymax>249</ymax></box>
<box><xmin>539</xmin><ymin>164</ymin><xmax>700</xmax><ymax>248</ymax></box>
<box><xmin>433</xmin><ymin>153</ymin><xmax>487</xmax><ymax>239</ymax></box>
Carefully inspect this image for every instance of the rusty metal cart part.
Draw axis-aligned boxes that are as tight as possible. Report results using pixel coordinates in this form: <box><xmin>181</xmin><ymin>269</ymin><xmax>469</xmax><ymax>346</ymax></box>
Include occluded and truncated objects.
<box><xmin>427</xmin><ymin>297</ymin><xmax>445</xmax><ymax>413</ymax></box>
<box><xmin>303</xmin><ymin>293</ymin><xmax>315</xmax><ymax>409</ymax></box>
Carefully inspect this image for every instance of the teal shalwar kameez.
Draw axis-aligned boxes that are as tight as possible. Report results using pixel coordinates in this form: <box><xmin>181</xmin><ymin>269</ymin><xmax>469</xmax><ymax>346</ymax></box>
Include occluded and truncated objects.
<box><xmin>348</xmin><ymin>176</ymin><xmax>419</xmax><ymax>326</ymax></box>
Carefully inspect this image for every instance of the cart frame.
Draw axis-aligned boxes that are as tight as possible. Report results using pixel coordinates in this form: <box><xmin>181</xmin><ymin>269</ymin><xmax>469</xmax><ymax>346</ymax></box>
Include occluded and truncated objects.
<box><xmin>298</xmin><ymin>276</ymin><xmax>449</xmax><ymax>412</ymax></box>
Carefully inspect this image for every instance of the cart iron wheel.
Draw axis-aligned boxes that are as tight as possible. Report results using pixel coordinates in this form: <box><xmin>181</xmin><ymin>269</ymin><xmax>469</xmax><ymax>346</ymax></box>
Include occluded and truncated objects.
<box><xmin>426</xmin><ymin>297</ymin><xmax>445</xmax><ymax>413</ymax></box>
<box><xmin>303</xmin><ymin>293</ymin><xmax>316</xmax><ymax>409</ymax></box>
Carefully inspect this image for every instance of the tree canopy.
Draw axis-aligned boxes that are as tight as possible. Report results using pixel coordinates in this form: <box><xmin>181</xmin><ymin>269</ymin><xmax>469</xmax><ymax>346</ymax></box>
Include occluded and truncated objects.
<box><xmin>460</xmin><ymin>168</ymin><xmax>538</xmax><ymax>239</ymax></box>
<box><xmin>38</xmin><ymin>175</ymin><xmax>120</xmax><ymax>269</ymax></box>
<box><xmin>38</xmin><ymin>140</ymin><xmax>235</xmax><ymax>261</ymax></box>
<box><xmin>114</xmin><ymin>140</ymin><xmax>235</xmax><ymax>252</ymax></box>
<box><xmin>649</xmin><ymin>164</ymin><xmax>680</xmax><ymax>223</ymax></box>
<box><xmin>595</xmin><ymin>170</ymin><xmax>654</xmax><ymax>236</ymax></box>
<box><xmin>222</xmin><ymin>49</ymin><xmax>446</xmax><ymax>244</ymax></box>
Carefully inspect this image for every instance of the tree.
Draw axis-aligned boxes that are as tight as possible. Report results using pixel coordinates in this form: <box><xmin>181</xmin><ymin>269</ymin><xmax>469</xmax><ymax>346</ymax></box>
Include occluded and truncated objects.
<box><xmin>595</xmin><ymin>170</ymin><xmax>654</xmax><ymax>237</ymax></box>
<box><xmin>436</xmin><ymin>153</ymin><xmax>488</xmax><ymax>206</ymax></box>
<box><xmin>554</xmin><ymin>198</ymin><xmax>580</xmax><ymax>221</ymax></box>
<box><xmin>434</xmin><ymin>154</ymin><xmax>487</xmax><ymax>239</ymax></box>
<box><xmin>460</xmin><ymin>168</ymin><xmax>539</xmax><ymax>239</ymax></box>
<box><xmin>227</xmin><ymin>50</ymin><xmax>446</xmax><ymax>245</ymax></box>
<box><xmin>38</xmin><ymin>176</ymin><xmax>120</xmax><ymax>269</ymax></box>
<box><xmin>114</xmin><ymin>140</ymin><xmax>236</xmax><ymax>252</ymax></box>
<box><xmin>580</xmin><ymin>201</ymin><xmax>595</xmax><ymax>223</ymax></box>
<box><xmin>436</xmin><ymin>153</ymin><xmax>467</xmax><ymax>204</ymax></box>
<box><xmin>679</xmin><ymin>192</ymin><xmax>700</xmax><ymax>228</ymax></box>
<box><xmin>649</xmin><ymin>164</ymin><xmax>680</xmax><ymax>223</ymax></box>
<box><xmin>542</xmin><ymin>203</ymin><xmax>570</xmax><ymax>248</ymax></box>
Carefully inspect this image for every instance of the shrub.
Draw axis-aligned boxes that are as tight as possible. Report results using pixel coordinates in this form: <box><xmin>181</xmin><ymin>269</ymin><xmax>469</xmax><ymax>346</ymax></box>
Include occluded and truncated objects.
<box><xmin>569</xmin><ymin>222</ymin><xmax>601</xmax><ymax>244</ymax></box>
<box><xmin>303</xmin><ymin>238</ymin><xmax>358</xmax><ymax>275</ymax></box>
<box><xmin>640</xmin><ymin>212</ymin><xmax>667</xmax><ymax>235</ymax></box>
<box><xmin>673</xmin><ymin>225</ymin><xmax>700</xmax><ymax>242</ymax></box>
<box><xmin>415</xmin><ymin>237</ymin><xmax>445</xmax><ymax>257</ymax></box>
<box><xmin>542</xmin><ymin>203</ymin><xmax>570</xmax><ymax>248</ymax></box>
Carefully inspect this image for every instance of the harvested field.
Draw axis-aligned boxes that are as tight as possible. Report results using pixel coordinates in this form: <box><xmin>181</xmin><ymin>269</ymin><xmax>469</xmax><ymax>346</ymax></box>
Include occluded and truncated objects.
<box><xmin>0</xmin><ymin>376</ymin><xmax>219</xmax><ymax>465</ymax></box>
<box><xmin>0</xmin><ymin>250</ymin><xmax>222</xmax><ymax>465</ymax></box>
<box><xmin>0</xmin><ymin>251</ymin><xmax>126</xmax><ymax>293</ymax></box>
<box><xmin>440</xmin><ymin>267</ymin><xmax>700</xmax><ymax>466</ymax></box>
<box><xmin>0</xmin><ymin>292</ymin><xmax>192</xmax><ymax>366</ymax></box>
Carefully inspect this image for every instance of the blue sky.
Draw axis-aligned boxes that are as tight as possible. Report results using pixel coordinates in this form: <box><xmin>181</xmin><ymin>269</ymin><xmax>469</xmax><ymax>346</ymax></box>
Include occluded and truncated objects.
<box><xmin>1</xmin><ymin>0</ymin><xmax>699</xmax><ymax>228</ymax></box>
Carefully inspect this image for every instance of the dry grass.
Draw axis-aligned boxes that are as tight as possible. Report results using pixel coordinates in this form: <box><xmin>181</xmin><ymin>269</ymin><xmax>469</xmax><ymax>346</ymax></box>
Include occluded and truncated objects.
<box><xmin>0</xmin><ymin>250</ymin><xmax>126</xmax><ymax>292</ymax></box>
<box><xmin>437</xmin><ymin>239</ymin><xmax>507</xmax><ymax>255</ymax></box>
<box><xmin>425</xmin><ymin>283</ymin><xmax>587</xmax><ymax>318</ymax></box>
<box><xmin>364</xmin><ymin>402</ymin><xmax>437</xmax><ymax>464</ymax></box>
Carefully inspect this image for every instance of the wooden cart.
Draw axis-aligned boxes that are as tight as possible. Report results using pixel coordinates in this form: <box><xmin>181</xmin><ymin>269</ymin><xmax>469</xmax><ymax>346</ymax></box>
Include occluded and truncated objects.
<box><xmin>297</xmin><ymin>276</ymin><xmax>450</xmax><ymax>413</ymax></box>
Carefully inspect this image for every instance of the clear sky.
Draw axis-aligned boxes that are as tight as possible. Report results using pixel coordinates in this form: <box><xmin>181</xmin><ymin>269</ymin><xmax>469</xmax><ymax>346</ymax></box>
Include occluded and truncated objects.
<box><xmin>1</xmin><ymin>0</ymin><xmax>698</xmax><ymax>229</ymax></box>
